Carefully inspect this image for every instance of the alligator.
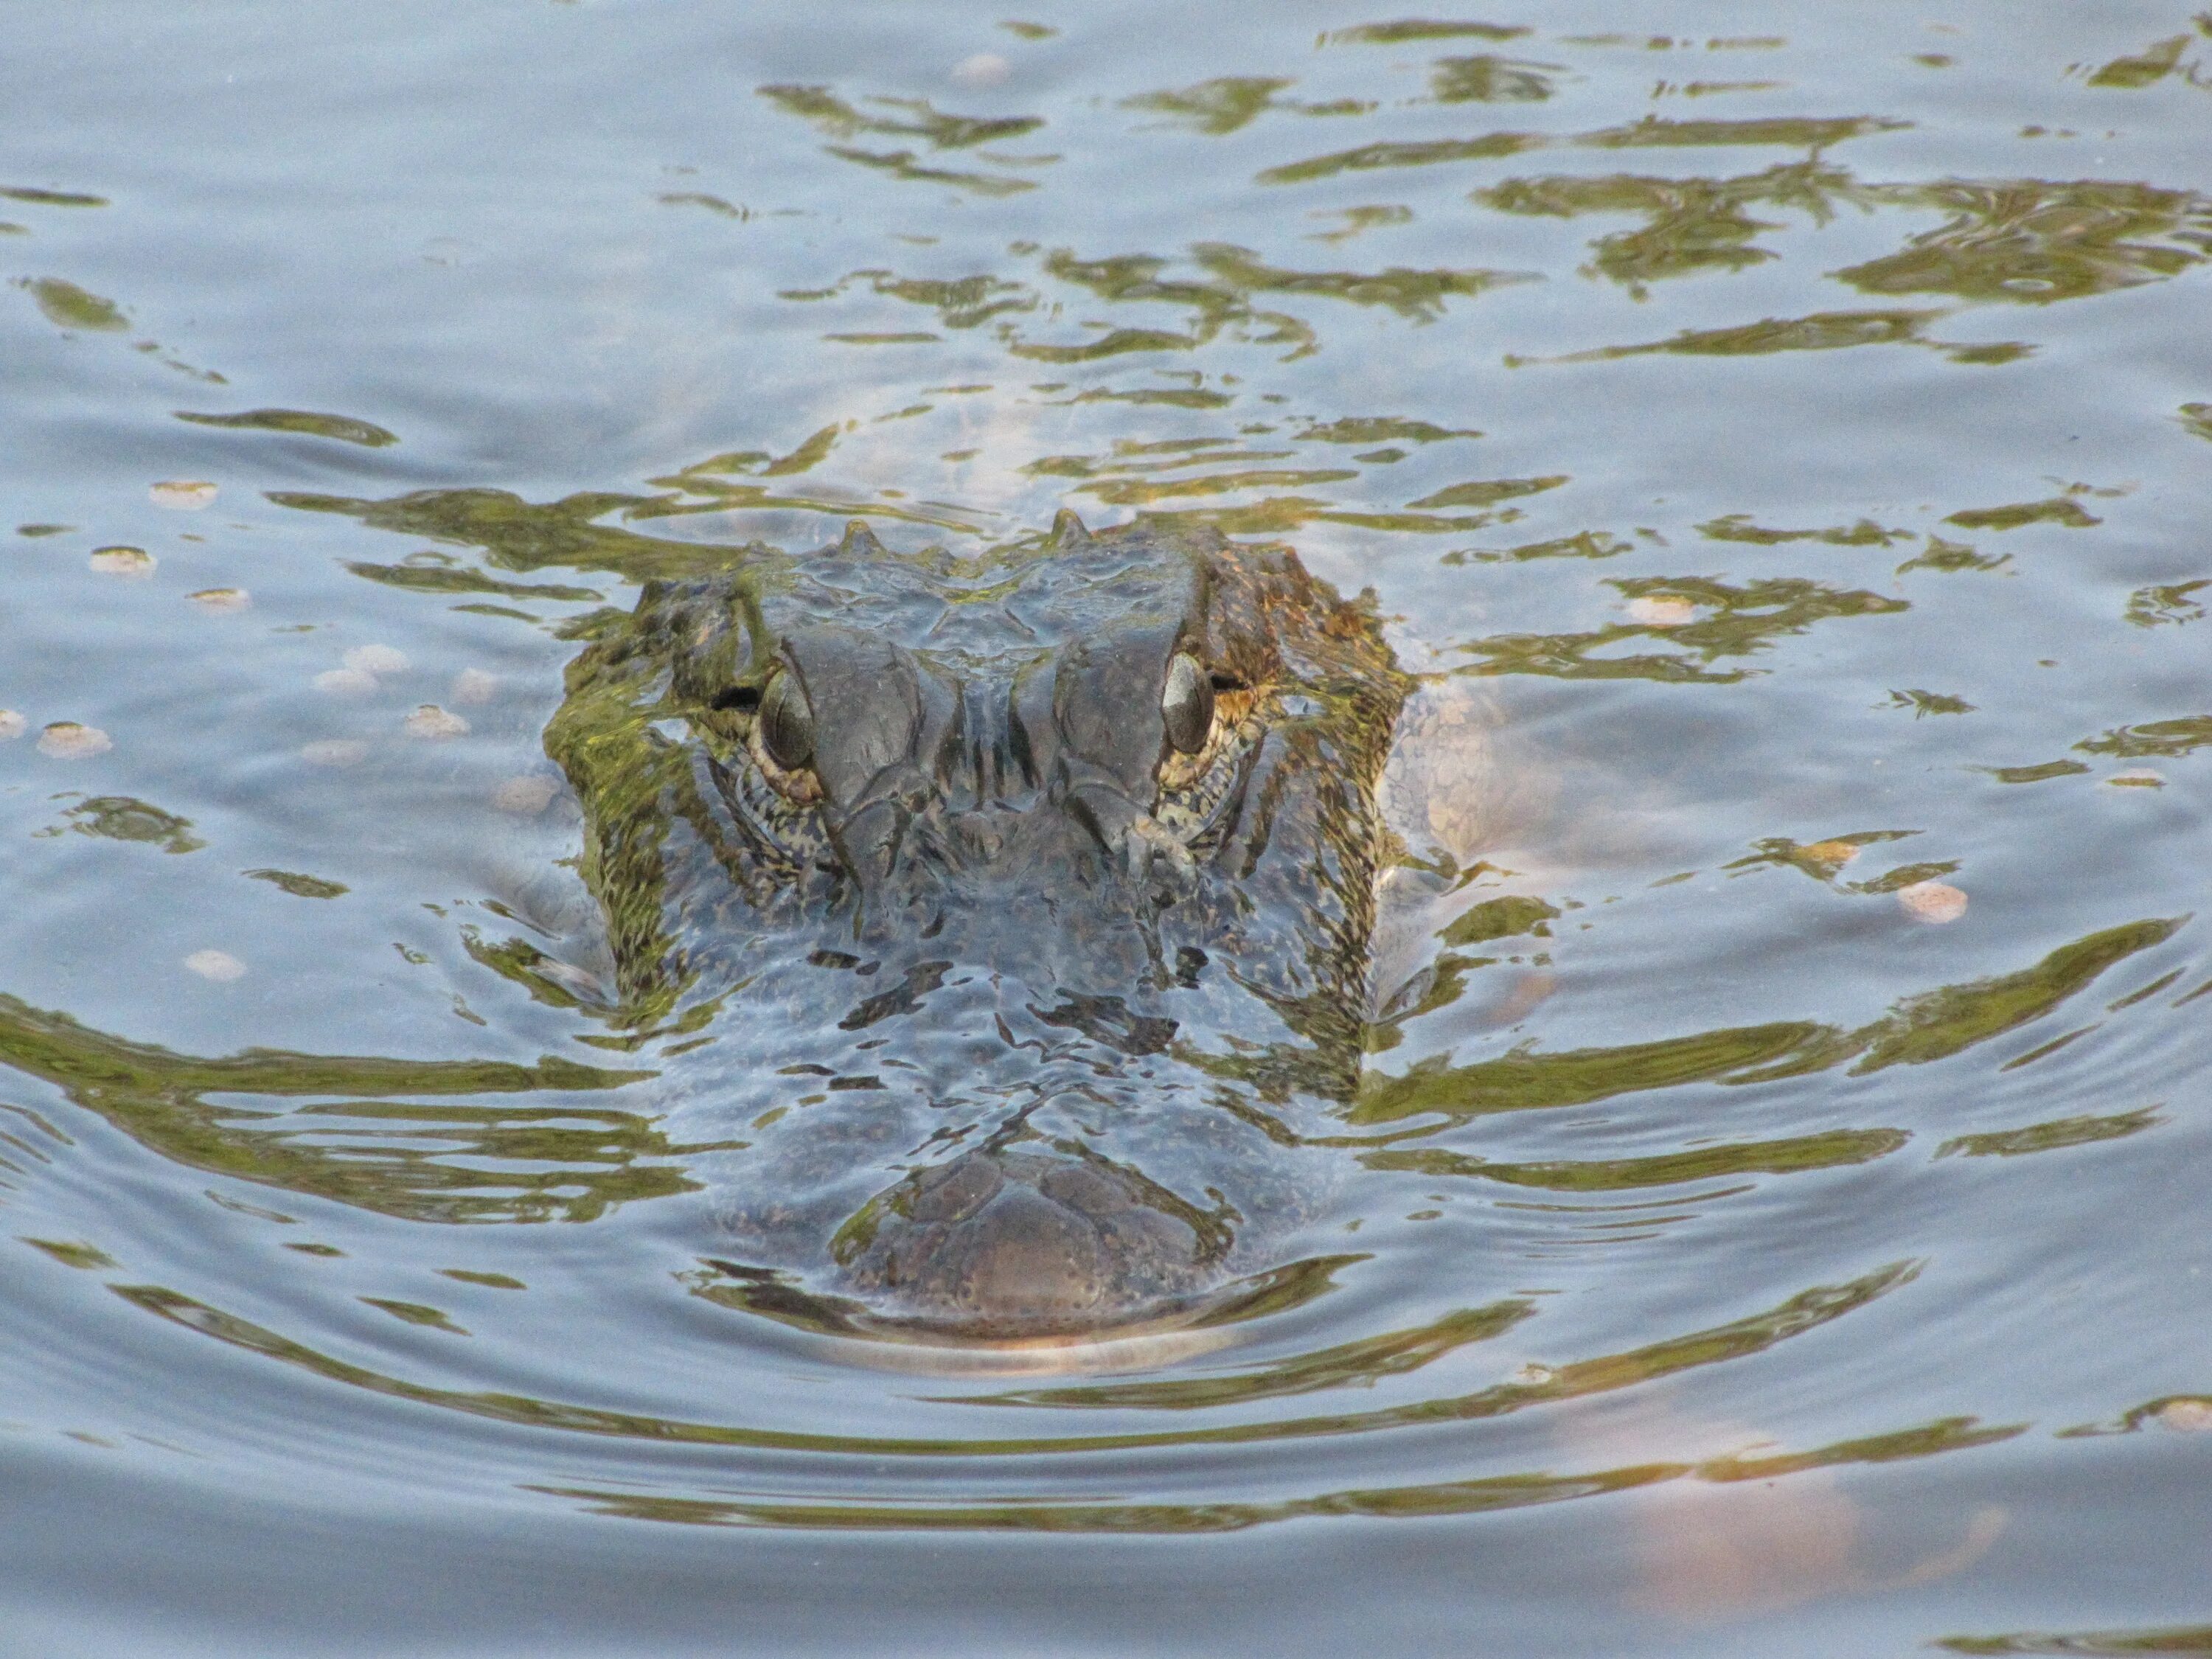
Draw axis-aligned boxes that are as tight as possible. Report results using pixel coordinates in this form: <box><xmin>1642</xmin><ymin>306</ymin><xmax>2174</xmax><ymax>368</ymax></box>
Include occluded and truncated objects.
<box><xmin>546</xmin><ymin>512</ymin><xmax>1411</xmax><ymax>1344</ymax></box>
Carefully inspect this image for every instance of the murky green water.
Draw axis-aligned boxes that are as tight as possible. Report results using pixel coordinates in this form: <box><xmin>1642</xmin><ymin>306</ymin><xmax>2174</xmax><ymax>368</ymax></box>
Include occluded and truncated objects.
<box><xmin>5</xmin><ymin>3</ymin><xmax>2211</xmax><ymax>1653</ymax></box>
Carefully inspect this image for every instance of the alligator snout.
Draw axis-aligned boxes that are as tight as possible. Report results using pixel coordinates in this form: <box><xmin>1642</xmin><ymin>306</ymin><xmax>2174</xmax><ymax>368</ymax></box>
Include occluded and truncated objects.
<box><xmin>832</xmin><ymin>1147</ymin><xmax>1229</xmax><ymax>1338</ymax></box>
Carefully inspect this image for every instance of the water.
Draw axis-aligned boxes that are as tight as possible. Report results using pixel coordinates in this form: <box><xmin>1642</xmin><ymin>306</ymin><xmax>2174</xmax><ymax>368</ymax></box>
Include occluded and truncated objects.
<box><xmin>4</xmin><ymin>2</ymin><xmax>2211</xmax><ymax>1653</ymax></box>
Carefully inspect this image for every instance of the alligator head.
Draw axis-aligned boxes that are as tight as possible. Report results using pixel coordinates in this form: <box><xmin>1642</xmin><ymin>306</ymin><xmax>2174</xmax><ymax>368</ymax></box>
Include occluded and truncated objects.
<box><xmin>548</xmin><ymin>513</ymin><xmax>1408</xmax><ymax>1344</ymax></box>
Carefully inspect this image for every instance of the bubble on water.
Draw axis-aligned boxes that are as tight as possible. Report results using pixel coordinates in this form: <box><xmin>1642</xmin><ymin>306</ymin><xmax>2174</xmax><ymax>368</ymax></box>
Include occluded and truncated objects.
<box><xmin>150</xmin><ymin>480</ymin><xmax>218</xmax><ymax>510</ymax></box>
<box><xmin>0</xmin><ymin>709</ymin><xmax>24</xmax><ymax>741</ymax></box>
<box><xmin>2106</xmin><ymin>768</ymin><xmax>2165</xmax><ymax>788</ymax></box>
<box><xmin>315</xmin><ymin>668</ymin><xmax>378</xmax><ymax>695</ymax></box>
<box><xmin>1897</xmin><ymin>880</ymin><xmax>1968</xmax><ymax>924</ymax></box>
<box><xmin>404</xmin><ymin>704</ymin><xmax>469</xmax><ymax>740</ymax></box>
<box><xmin>1627</xmin><ymin>595</ymin><xmax>1698</xmax><ymax>627</ymax></box>
<box><xmin>189</xmin><ymin>587</ymin><xmax>251</xmax><ymax>611</ymax></box>
<box><xmin>344</xmin><ymin>644</ymin><xmax>410</xmax><ymax>676</ymax></box>
<box><xmin>183</xmin><ymin>949</ymin><xmax>246</xmax><ymax>981</ymax></box>
<box><xmin>451</xmin><ymin>668</ymin><xmax>498</xmax><ymax>706</ymax></box>
<box><xmin>951</xmin><ymin>52</ymin><xmax>1011</xmax><ymax>86</ymax></box>
<box><xmin>492</xmin><ymin>774</ymin><xmax>559</xmax><ymax>815</ymax></box>
<box><xmin>37</xmin><ymin>721</ymin><xmax>111</xmax><ymax>759</ymax></box>
<box><xmin>2157</xmin><ymin>1399</ymin><xmax>2212</xmax><ymax>1432</ymax></box>
<box><xmin>300</xmin><ymin>740</ymin><xmax>369</xmax><ymax>767</ymax></box>
<box><xmin>88</xmin><ymin>544</ymin><xmax>156</xmax><ymax>577</ymax></box>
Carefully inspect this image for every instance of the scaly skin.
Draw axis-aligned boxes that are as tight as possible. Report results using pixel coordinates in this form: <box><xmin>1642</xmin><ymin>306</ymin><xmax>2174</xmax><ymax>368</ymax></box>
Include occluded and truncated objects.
<box><xmin>548</xmin><ymin>513</ymin><xmax>1410</xmax><ymax>1343</ymax></box>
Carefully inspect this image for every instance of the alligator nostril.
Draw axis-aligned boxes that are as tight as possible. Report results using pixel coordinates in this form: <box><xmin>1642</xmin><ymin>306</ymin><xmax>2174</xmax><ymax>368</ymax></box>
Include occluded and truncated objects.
<box><xmin>953</xmin><ymin>1188</ymin><xmax>1104</xmax><ymax>1318</ymax></box>
<box><xmin>835</xmin><ymin>1150</ymin><xmax>1225</xmax><ymax>1337</ymax></box>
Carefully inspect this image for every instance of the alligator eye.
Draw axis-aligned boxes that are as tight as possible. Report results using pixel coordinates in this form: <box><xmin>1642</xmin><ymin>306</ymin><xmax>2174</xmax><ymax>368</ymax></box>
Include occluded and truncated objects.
<box><xmin>1161</xmin><ymin>653</ymin><xmax>1214</xmax><ymax>754</ymax></box>
<box><xmin>759</xmin><ymin>669</ymin><xmax>815</xmax><ymax>771</ymax></box>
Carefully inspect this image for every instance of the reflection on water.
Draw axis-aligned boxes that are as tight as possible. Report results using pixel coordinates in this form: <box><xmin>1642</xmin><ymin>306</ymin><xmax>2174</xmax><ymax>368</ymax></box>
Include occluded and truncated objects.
<box><xmin>1937</xmin><ymin>1624</ymin><xmax>2212</xmax><ymax>1657</ymax></box>
<box><xmin>3</xmin><ymin>1</ymin><xmax>2211</xmax><ymax>1652</ymax></box>
<box><xmin>0</xmin><ymin>994</ymin><xmax>663</xmax><ymax>1222</ymax></box>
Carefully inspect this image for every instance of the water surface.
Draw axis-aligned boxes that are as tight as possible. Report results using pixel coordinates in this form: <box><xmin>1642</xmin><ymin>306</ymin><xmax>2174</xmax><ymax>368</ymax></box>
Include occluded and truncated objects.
<box><xmin>4</xmin><ymin>2</ymin><xmax>2211</xmax><ymax>1653</ymax></box>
